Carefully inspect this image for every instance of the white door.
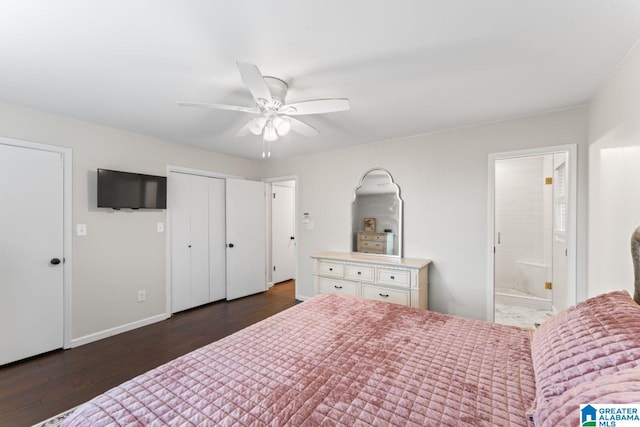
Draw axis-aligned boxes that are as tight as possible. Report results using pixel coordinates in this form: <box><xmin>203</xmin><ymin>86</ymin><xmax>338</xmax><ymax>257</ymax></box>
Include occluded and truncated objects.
<box><xmin>169</xmin><ymin>172</ymin><xmax>192</xmax><ymax>312</ymax></box>
<box><xmin>189</xmin><ymin>175</ymin><xmax>210</xmax><ymax>307</ymax></box>
<box><xmin>226</xmin><ymin>179</ymin><xmax>266</xmax><ymax>300</ymax></box>
<box><xmin>170</xmin><ymin>172</ymin><xmax>226</xmax><ymax>313</ymax></box>
<box><xmin>208</xmin><ymin>178</ymin><xmax>226</xmax><ymax>301</ymax></box>
<box><xmin>0</xmin><ymin>144</ymin><xmax>64</xmax><ymax>365</ymax></box>
<box><xmin>272</xmin><ymin>184</ymin><xmax>295</xmax><ymax>283</ymax></box>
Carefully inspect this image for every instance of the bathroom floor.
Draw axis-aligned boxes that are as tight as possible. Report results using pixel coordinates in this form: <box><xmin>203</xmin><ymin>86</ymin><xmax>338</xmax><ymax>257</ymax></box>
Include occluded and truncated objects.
<box><xmin>494</xmin><ymin>303</ymin><xmax>556</xmax><ymax>329</ymax></box>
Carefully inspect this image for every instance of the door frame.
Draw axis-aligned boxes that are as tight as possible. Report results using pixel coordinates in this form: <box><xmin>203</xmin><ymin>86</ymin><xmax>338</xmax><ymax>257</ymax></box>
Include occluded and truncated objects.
<box><xmin>262</xmin><ymin>175</ymin><xmax>299</xmax><ymax>296</ymax></box>
<box><xmin>165</xmin><ymin>165</ymin><xmax>241</xmax><ymax>316</ymax></box>
<box><xmin>486</xmin><ymin>144</ymin><xmax>577</xmax><ymax>321</ymax></box>
<box><xmin>0</xmin><ymin>136</ymin><xmax>73</xmax><ymax>348</ymax></box>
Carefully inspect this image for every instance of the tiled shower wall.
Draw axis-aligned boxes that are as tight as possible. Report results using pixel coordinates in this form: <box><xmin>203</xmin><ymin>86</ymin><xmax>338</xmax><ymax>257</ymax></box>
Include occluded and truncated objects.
<box><xmin>494</xmin><ymin>155</ymin><xmax>553</xmax><ymax>296</ymax></box>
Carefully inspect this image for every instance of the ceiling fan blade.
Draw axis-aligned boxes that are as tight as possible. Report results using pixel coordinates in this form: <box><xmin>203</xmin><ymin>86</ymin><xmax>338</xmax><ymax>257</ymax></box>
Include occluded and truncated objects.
<box><xmin>280</xmin><ymin>98</ymin><xmax>351</xmax><ymax>116</ymax></box>
<box><xmin>176</xmin><ymin>102</ymin><xmax>259</xmax><ymax>114</ymax></box>
<box><xmin>236</xmin><ymin>121</ymin><xmax>253</xmax><ymax>137</ymax></box>
<box><xmin>289</xmin><ymin>117</ymin><xmax>319</xmax><ymax>137</ymax></box>
<box><xmin>236</xmin><ymin>62</ymin><xmax>273</xmax><ymax>106</ymax></box>
<box><xmin>237</xmin><ymin>117</ymin><xmax>267</xmax><ymax>136</ymax></box>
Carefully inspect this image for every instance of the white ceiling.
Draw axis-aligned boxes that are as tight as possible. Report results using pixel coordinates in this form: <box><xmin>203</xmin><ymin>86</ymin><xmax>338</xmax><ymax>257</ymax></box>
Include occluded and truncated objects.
<box><xmin>1</xmin><ymin>1</ymin><xmax>640</xmax><ymax>160</ymax></box>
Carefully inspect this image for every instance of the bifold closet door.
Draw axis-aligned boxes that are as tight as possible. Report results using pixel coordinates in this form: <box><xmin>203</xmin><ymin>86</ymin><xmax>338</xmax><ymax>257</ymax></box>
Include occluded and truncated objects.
<box><xmin>170</xmin><ymin>173</ymin><xmax>225</xmax><ymax>313</ymax></box>
<box><xmin>188</xmin><ymin>175</ymin><xmax>210</xmax><ymax>307</ymax></box>
<box><xmin>208</xmin><ymin>177</ymin><xmax>226</xmax><ymax>301</ymax></box>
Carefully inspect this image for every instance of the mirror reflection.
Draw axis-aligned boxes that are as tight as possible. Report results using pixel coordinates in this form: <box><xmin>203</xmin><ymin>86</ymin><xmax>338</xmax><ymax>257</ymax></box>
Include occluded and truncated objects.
<box><xmin>352</xmin><ymin>168</ymin><xmax>403</xmax><ymax>257</ymax></box>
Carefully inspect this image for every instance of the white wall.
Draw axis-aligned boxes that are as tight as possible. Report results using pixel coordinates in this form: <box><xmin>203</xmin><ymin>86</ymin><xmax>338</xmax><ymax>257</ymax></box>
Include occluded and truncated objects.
<box><xmin>0</xmin><ymin>101</ymin><xmax>263</xmax><ymax>344</ymax></box>
<box><xmin>264</xmin><ymin>107</ymin><xmax>588</xmax><ymax>320</ymax></box>
<box><xmin>0</xmin><ymin>97</ymin><xmax>595</xmax><ymax>343</ymax></box>
<box><xmin>588</xmin><ymin>39</ymin><xmax>640</xmax><ymax>298</ymax></box>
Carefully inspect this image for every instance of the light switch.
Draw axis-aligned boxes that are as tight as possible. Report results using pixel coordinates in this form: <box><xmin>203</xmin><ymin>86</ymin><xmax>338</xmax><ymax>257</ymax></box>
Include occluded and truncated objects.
<box><xmin>77</xmin><ymin>224</ymin><xmax>87</xmax><ymax>236</ymax></box>
<box><xmin>157</xmin><ymin>222</ymin><xmax>164</xmax><ymax>232</ymax></box>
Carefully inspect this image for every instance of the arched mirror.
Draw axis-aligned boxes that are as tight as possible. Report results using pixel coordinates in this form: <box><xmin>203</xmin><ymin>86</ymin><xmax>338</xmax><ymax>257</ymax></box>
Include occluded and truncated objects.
<box><xmin>351</xmin><ymin>168</ymin><xmax>403</xmax><ymax>257</ymax></box>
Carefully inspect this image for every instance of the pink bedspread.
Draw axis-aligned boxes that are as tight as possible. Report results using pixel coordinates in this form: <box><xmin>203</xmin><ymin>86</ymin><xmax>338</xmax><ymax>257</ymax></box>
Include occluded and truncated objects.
<box><xmin>62</xmin><ymin>294</ymin><xmax>536</xmax><ymax>426</ymax></box>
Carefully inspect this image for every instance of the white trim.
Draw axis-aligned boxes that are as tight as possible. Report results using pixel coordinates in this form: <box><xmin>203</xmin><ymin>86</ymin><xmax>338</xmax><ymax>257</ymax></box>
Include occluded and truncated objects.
<box><xmin>262</xmin><ymin>175</ymin><xmax>299</xmax><ymax>183</ymax></box>
<box><xmin>487</xmin><ymin>144</ymin><xmax>578</xmax><ymax>322</ymax></box>
<box><xmin>166</xmin><ymin>165</ymin><xmax>242</xmax><ymax>180</ymax></box>
<box><xmin>262</xmin><ymin>175</ymin><xmax>299</xmax><ymax>297</ymax></box>
<box><xmin>0</xmin><ymin>136</ymin><xmax>73</xmax><ymax>349</ymax></box>
<box><xmin>70</xmin><ymin>313</ymin><xmax>169</xmax><ymax>348</ymax></box>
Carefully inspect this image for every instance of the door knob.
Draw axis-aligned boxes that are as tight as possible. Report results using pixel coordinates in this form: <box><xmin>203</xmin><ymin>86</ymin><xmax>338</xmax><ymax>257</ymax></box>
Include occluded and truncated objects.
<box><xmin>227</xmin><ymin>243</ymin><xmax>234</xmax><ymax>248</ymax></box>
<box><xmin>50</xmin><ymin>258</ymin><xmax>61</xmax><ymax>265</ymax></box>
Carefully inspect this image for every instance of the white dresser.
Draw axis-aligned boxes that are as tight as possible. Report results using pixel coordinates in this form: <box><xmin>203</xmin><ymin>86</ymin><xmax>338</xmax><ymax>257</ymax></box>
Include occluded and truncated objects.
<box><xmin>356</xmin><ymin>231</ymin><xmax>395</xmax><ymax>255</ymax></box>
<box><xmin>312</xmin><ymin>252</ymin><xmax>431</xmax><ymax>309</ymax></box>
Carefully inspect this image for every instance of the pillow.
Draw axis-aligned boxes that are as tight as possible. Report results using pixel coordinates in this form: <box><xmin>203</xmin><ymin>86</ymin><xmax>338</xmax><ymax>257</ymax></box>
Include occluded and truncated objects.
<box><xmin>531</xmin><ymin>290</ymin><xmax>640</xmax><ymax>408</ymax></box>
<box><xmin>534</xmin><ymin>366</ymin><xmax>640</xmax><ymax>427</ymax></box>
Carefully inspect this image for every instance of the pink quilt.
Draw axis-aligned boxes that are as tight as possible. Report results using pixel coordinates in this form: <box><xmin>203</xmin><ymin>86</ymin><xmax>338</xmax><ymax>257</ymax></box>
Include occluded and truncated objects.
<box><xmin>62</xmin><ymin>294</ymin><xmax>536</xmax><ymax>426</ymax></box>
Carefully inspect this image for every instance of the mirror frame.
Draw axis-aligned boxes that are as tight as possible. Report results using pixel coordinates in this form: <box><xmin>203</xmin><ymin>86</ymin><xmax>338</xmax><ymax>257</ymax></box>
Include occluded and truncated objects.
<box><xmin>351</xmin><ymin>167</ymin><xmax>403</xmax><ymax>258</ymax></box>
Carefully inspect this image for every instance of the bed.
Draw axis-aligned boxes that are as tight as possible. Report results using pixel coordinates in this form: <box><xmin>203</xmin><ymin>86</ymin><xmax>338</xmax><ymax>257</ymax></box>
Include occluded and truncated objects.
<box><xmin>63</xmin><ymin>231</ymin><xmax>640</xmax><ymax>426</ymax></box>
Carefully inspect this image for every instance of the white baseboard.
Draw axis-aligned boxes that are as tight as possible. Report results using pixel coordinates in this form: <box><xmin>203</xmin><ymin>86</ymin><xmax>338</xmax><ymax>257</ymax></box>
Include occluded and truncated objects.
<box><xmin>69</xmin><ymin>313</ymin><xmax>170</xmax><ymax>348</ymax></box>
<box><xmin>295</xmin><ymin>294</ymin><xmax>313</xmax><ymax>302</ymax></box>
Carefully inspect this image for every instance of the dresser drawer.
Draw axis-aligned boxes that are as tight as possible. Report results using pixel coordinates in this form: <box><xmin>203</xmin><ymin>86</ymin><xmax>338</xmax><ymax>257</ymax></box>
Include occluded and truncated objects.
<box><xmin>377</xmin><ymin>268</ymin><xmax>410</xmax><ymax>287</ymax></box>
<box><xmin>317</xmin><ymin>261</ymin><xmax>344</xmax><ymax>277</ymax></box>
<box><xmin>319</xmin><ymin>277</ymin><xmax>358</xmax><ymax>296</ymax></box>
<box><xmin>357</xmin><ymin>241</ymin><xmax>384</xmax><ymax>252</ymax></box>
<box><xmin>345</xmin><ymin>264</ymin><xmax>375</xmax><ymax>281</ymax></box>
<box><xmin>362</xmin><ymin>285</ymin><xmax>409</xmax><ymax>306</ymax></box>
<box><xmin>359</xmin><ymin>233</ymin><xmax>385</xmax><ymax>242</ymax></box>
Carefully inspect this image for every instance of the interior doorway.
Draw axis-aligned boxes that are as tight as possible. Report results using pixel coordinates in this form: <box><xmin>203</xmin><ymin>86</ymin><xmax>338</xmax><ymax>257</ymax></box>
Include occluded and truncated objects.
<box><xmin>487</xmin><ymin>145</ymin><xmax>577</xmax><ymax>328</ymax></box>
<box><xmin>0</xmin><ymin>137</ymin><xmax>72</xmax><ymax>365</ymax></box>
<box><xmin>265</xmin><ymin>177</ymin><xmax>298</xmax><ymax>297</ymax></box>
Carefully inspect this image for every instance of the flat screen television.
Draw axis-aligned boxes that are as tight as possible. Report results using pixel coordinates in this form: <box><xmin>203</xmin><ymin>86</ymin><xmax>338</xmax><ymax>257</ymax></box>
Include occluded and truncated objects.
<box><xmin>97</xmin><ymin>169</ymin><xmax>167</xmax><ymax>209</ymax></box>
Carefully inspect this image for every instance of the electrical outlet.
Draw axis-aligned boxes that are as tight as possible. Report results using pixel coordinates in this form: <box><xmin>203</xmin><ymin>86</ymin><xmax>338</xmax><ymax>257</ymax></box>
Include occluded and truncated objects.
<box><xmin>157</xmin><ymin>222</ymin><xmax>164</xmax><ymax>232</ymax></box>
<box><xmin>77</xmin><ymin>224</ymin><xmax>87</xmax><ymax>236</ymax></box>
<box><xmin>137</xmin><ymin>290</ymin><xmax>146</xmax><ymax>302</ymax></box>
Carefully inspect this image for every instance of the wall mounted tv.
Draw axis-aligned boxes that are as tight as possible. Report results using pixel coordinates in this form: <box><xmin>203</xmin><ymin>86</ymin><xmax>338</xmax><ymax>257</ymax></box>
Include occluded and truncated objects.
<box><xmin>97</xmin><ymin>169</ymin><xmax>167</xmax><ymax>209</ymax></box>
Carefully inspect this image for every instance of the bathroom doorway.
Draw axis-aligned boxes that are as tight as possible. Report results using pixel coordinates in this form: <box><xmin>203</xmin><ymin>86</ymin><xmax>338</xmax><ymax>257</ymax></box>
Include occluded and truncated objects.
<box><xmin>488</xmin><ymin>145</ymin><xmax>577</xmax><ymax>329</ymax></box>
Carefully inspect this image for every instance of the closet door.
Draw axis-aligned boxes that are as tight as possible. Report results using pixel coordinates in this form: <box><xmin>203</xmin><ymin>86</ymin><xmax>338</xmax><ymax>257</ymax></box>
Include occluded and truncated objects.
<box><xmin>170</xmin><ymin>173</ymin><xmax>224</xmax><ymax>312</ymax></box>
<box><xmin>226</xmin><ymin>179</ymin><xmax>267</xmax><ymax>300</ymax></box>
<box><xmin>209</xmin><ymin>178</ymin><xmax>226</xmax><ymax>301</ymax></box>
<box><xmin>189</xmin><ymin>175</ymin><xmax>210</xmax><ymax>307</ymax></box>
<box><xmin>170</xmin><ymin>172</ymin><xmax>192</xmax><ymax>313</ymax></box>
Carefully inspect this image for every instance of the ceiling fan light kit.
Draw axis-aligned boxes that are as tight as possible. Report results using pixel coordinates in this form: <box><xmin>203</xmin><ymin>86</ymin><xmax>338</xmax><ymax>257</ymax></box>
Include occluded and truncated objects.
<box><xmin>177</xmin><ymin>62</ymin><xmax>351</xmax><ymax>158</ymax></box>
<box><xmin>263</xmin><ymin>122</ymin><xmax>278</xmax><ymax>142</ymax></box>
<box><xmin>273</xmin><ymin>116</ymin><xmax>291</xmax><ymax>136</ymax></box>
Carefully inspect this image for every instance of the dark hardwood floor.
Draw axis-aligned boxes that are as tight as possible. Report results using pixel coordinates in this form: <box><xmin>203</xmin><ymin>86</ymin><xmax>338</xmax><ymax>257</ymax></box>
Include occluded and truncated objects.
<box><xmin>0</xmin><ymin>280</ymin><xmax>296</xmax><ymax>427</ymax></box>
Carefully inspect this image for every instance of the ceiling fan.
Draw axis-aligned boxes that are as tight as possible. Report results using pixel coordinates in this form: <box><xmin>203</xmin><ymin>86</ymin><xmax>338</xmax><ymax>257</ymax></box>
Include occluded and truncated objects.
<box><xmin>177</xmin><ymin>62</ymin><xmax>351</xmax><ymax>157</ymax></box>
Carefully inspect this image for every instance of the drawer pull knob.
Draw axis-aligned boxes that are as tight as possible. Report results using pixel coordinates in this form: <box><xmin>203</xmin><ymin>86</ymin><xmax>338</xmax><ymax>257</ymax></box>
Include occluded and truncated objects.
<box><xmin>334</xmin><ymin>285</ymin><xmax>343</xmax><ymax>289</ymax></box>
<box><xmin>390</xmin><ymin>276</ymin><xmax>395</xmax><ymax>280</ymax></box>
<box><xmin>357</xmin><ymin>271</ymin><xmax>361</xmax><ymax>275</ymax></box>
<box><xmin>379</xmin><ymin>293</ymin><xmax>389</xmax><ymax>298</ymax></box>
<box><xmin>329</xmin><ymin>268</ymin><xmax>333</xmax><ymax>271</ymax></box>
